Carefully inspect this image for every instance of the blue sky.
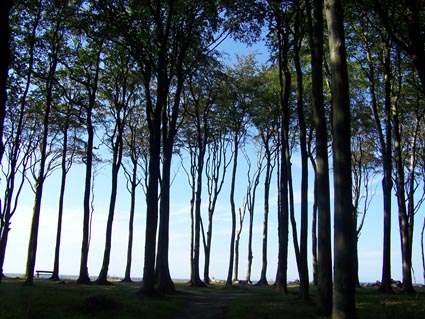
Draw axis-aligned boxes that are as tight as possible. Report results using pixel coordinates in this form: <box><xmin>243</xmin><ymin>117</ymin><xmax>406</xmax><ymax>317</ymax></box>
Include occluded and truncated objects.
<box><xmin>3</xmin><ymin>37</ymin><xmax>424</xmax><ymax>285</ymax></box>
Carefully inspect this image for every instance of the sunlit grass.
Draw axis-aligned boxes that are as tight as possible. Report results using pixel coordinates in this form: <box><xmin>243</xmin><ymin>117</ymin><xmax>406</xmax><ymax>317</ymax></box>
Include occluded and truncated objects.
<box><xmin>0</xmin><ymin>277</ymin><xmax>182</xmax><ymax>319</ymax></box>
<box><xmin>0</xmin><ymin>277</ymin><xmax>424</xmax><ymax>318</ymax></box>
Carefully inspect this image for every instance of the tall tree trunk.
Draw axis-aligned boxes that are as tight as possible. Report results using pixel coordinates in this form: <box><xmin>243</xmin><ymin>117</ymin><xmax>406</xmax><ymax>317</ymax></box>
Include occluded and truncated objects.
<box><xmin>371</xmin><ymin>38</ymin><xmax>393</xmax><ymax>293</ymax></box>
<box><xmin>246</xmin><ymin>154</ymin><xmax>261</xmax><ymax>284</ymax></box>
<box><xmin>24</xmin><ymin>27</ymin><xmax>59</xmax><ymax>284</ymax></box>
<box><xmin>307</xmin><ymin>0</ymin><xmax>333</xmax><ymax>313</ymax></box>
<box><xmin>233</xmin><ymin>203</ymin><xmax>246</xmax><ymax>282</ymax></box>
<box><xmin>24</xmin><ymin>88</ymin><xmax>54</xmax><ymax>285</ymax></box>
<box><xmin>294</xmin><ymin>3</ymin><xmax>309</xmax><ymax>299</ymax></box>
<box><xmin>77</xmin><ymin>109</ymin><xmax>94</xmax><ymax>285</ymax></box>
<box><xmin>123</xmin><ymin>157</ymin><xmax>138</xmax><ymax>282</ymax></box>
<box><xmin>140</xmin><ymin>128</ymin><xmax>160</xmax><ymax>295</ymax></box>
<box><xmin>77</xmin><ymin>48</ymin><xmax>101</xmax><ymax>285</ymax></box>
<box><xmin>96</xmin><ymin>136</ymin><xmax>123</xmax><ymax>284</ymax></box>
<box><xmin>190</xmin><ymin>135</ymin><xmax>207</xmax><ymax>287</ymax></box>
<box><xmin>0</xmin><ymin>0</ymin><xmax>12</xmax><ymax>164</ymax></box>
<box><xmin>392</xmin><ymin>86</ymin><xmax>414</xmax><ymax>294</ymax></box>
<box><xmin>421</xmin><ymin>217</ymin><xmax>425</xmax><ymax>285</ymax></box>
<box><xmin>226</xmin><ymin>135</ymin><xmax>239</xmax><ymax>286</ymax></box>
<box><xmin>325</xmin><ymin>0</ymin><xmax>356</xmax><ymax>318</ymax></box>
<box><xmin>307</xmin><ymin>138</ymin><xmax>318</xmax><ymax>286</ymax></box>
<box><xmin>257</xmin><ymin>153</ymin><xmax>271</xmax><ymax>286</ymax></box>
<box><xmin>203</xmin><ymin>135</ymin><xmax>229</xmax><ymax>284</ymax></box>
<box><xmin>51</xmin><ymin>126</ymin><xmax>70</xmax><ymax>281</ymax></box>
<box><xmin>274</xmin><ymin>6</ymin><xmax>291</xmax><ymax>293</ymax></box>
<box><xmin>0</xmin><ymin>1</ymin><xmax>40</xmax><ymax>282</ymax></box>
<box><xmin>156</xmin><ymin>144</ymin><xmax>175</xmax><ymax>294</ymax></box>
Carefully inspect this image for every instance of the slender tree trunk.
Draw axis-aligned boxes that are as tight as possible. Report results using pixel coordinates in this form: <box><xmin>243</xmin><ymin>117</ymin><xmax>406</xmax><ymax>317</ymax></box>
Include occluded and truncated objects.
<box><xmin>421</xmin><ymin>217</ymin><xmax>425</xmax><ymax>285</ymax></box>
<box><xmin>24</xmin><ymin>93</ymin><xmax>54</xmax><ymax>285</ymax></box>
<box><xmin>233</xmin><ymin>205</ymin><xmax>245</xmax><ymax>282</ymax></box>
<box><xmin>191</xmin><ymin>137</ymin><xmax>206</xmax><ymax>287</ymax></box>
<box><xmin>393</xmin><ymin>93</ymin><xmax>414</xmax><ymax>294</ymax></box>
<box><xmin>0</xmin><ymin>0</ymin><xmax>12</xmax><ymax>164</ymax></box>
<box><xmin>294</xmin><ymin>5</ymin><xmax>309</xmax><ymax>298</ymax></box>
<box><xmin>203</xmin><ymin>136</ymin><xmax>229</xmax><ymax>284</ymax></box>
<box><xmin>77</xmin><ymin>110</ymin><xmax>94</xmax><ymax>285</ymax></box>
<box><xmin>311</xmin><ymin>170</ymin><xmax>318</xmax><ymax>286</ymax></box>
<box><xmin>96</xmin><ymin>141</ymin><xmax>123</xmax><ymax>284</ymax></box>
<box><xmin>156</xmin><ymin>144</ymin><xmax>175</xmax><ymax>294</ymax></box>
<box><xmin>274</xmin><ymin>8</ymin><xmax>291</xmax><ymax>293</ymax></box>
<box><xmin>0</xmin><ymin>1</ymin><xmax>40</xmax><ymax>283</ymax></box>
<box><xmin>307</xmin><ymin>0</ymin><xmax>333</xmax><ymax>313</ymax></box>
<box><xmin>77</xmin><ymin>48</ymin><xmax>101</xmax><ymax>285</ymax></box>
<box><xmin>139</xmin><ymin>128</ymin><xmax>160</xmax><ymax>295</ymax></box>
<box><xmin>226</xmin><ymin>136</ymin><xmax>239</xmax><ymax>286</ymax></box>
<box><xmin>123</xmin><ymin>158</ymin><xmax>138</xmax><ymax>282</ymax></box>
<box><xmin>325</xmin><ymin>0</ymin><xmax>356</xmax><ymax>317</ymax></box>
<box><xmin>365</xmin><ymin>37</ymin><xmax>394</xmax><ymax>294</ymax></box>
<box><xmin>246</xmin><ymin>157</ymin><xmax>261</xmax><ymax>284</ymax></box>
<box><xmin>24</xmin><ymin>30</ymin><xmax>59</xmax><ymax>284</ymax></box>
<box><xmin>51</xmin><ymin>127</ymin><xmax>70</xmax><ymax>281</ymax></box>
<box><xmin>307</xmin><ymin>144</ymin><xmax>318</xmax><ymax>286</ymax></box>
<box><xmin>257</xmin><ymin>156</ymin><xmax>271</xmax><ymax>286</ymax></box>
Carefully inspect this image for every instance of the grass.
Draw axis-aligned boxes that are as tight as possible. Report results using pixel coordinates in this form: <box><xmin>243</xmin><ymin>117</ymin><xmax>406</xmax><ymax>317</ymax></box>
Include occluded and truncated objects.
<box><xmin>0</xmin><ymin>277</ymin><xmax>182</xmax><ymax>319</ymax></box>
<box><xmin>0</xmin><ymin>277</ymin><xmax>424</xmax><ymax>318</ymax></box>
<box><xmin>226</xmin><ymin>284</ymin><xmax>425</xmax><ymax>319</ymax></box>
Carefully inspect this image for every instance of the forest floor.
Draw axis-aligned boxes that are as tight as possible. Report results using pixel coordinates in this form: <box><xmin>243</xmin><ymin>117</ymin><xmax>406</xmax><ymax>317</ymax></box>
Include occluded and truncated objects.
<box><xmin>0</xmin><ymin>276</ymin><xmax>424</xmax><ymax>318</ymax></box>
<box><xmin>172</xmin><ymin>288</ymin><xmax>254</xmax><ymax>319</ymax></box>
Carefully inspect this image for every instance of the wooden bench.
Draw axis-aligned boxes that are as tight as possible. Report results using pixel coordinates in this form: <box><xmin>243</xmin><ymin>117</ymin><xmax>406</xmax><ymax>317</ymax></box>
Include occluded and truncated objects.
<box><xmin>35</xmin><ymin>270</ymin><xmax>53</xmax><ymax>278</ymax></box>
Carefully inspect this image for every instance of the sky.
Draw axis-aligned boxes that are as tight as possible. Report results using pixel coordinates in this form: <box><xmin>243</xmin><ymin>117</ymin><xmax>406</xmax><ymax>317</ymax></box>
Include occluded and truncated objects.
<box><xmin>2</xmin><ymin>36</ymin><xmax>425</xmax><ymax>285</ymax></box>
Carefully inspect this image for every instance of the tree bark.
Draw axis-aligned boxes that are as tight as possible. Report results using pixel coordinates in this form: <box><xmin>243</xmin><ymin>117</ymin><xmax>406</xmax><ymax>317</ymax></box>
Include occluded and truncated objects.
<box><xmin>24</xmin><ymin>17</ymin><xmax>60</xmax><ymax>284</ymax></box>
<box><xmin>307</xmin><ymin>0</ymin><xmax>333</xmax><ymax>313</ymax></box>
<box><xmin>257</xmin><ymin>150</ymin><xmax>271</xmax><ymax>286</ymax></box>
<box><xmin>294</xmin><ymin>2</ymin><xmax>309</xmax><ymax>299</ymax></box>
<box><xmin>77</xmin><ymin>49</ymin><xmax>102</xmax><ymax>285</ymax></box>
<box><xmin>51</xmin><ymin>124</ymin><xmax>70</xmax><ymax>281</ymax></box>
<box><xmin>96</xmin><ymin>134</ymin><xmax>123</xmax><ymax>284</ymax></box>
<box><xmin>0</xmin><ymin>0</ymin><xmax>40</xmax><ymax>283</ymax></box>
<box><xmin>226</xmin><ymin>135</ymin><xmax>239</xmax><ymax>286</ymax></box>
<box><xmin>325</xmin><ymin>0</ymin><xmax>356</xmax><ymax>317</ymax></box>
<box><xmin>123</xmin><ymin>157</ymin><xmax>138</xmax><ymax>282</ymax></box>
<box><xmin>0</xmin><ymin>0</ymin><xmax>12</xmax><ymax>164</ymax></box>
<box><xmin>392</xmin><ymin>81</ymin><xmax>414</xmax><ymax>294</ymax></box>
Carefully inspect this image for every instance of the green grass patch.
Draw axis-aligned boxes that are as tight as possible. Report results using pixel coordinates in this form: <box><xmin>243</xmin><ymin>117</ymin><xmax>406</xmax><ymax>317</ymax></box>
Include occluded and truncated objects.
<box><xmin>1</xmin><ymin>278</ymin><xmax>424</xmax><ymax>319</ymax></box>
<box><xmin>225</xmin><ymin>284</ymin><xmax>425</xmax><ymax>319</ymax></box>
<box><xmin>0</xmin><ymin>278</ymin><xmax>182</xmax><ymax>319</ymax></box>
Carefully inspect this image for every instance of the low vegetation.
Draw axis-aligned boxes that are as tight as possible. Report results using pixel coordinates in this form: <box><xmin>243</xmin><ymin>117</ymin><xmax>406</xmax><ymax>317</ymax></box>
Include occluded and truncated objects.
<box><xmin>0</xmin><ymin>277</ymin><xmax>424</xmax><ymax>318</ymax></box>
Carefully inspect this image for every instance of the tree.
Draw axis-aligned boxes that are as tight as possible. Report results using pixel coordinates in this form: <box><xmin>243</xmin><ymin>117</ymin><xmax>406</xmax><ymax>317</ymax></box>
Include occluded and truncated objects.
<box><xmin>306</xmin><ymin>0</ymin><xmax>333</xmax><ymax>312</ymax></box>
<box><xmin>0</xmin><ymin>0</ymin><xmax>13</xmax><ymax>163</ymax></box>
<box><xmin>24</xmin><ymin>0</ymin><xmax>66</xmax><ymax>285</ymax></box>
<box><xmin>267</xmin><ymin>0</ymin><xmax>293</xmax><ymax>294</ymax></box>
<box><xmin>50</xmin><ymin>99</ymin><xmax>82</xmax><ymax>281</ymax></box>
<box><xmin>249</xmin><ymin>66</ymin><xmax>279</xmax><ymax>286</ymax></box>
<box><xmin>390</xmin><ymin>49</ymin><xmax>425</xmax><ymax>294</ymax></box>
<box><xmin>98</xmin><ymin>0</ymin><xmax>227</xmax><ymax>295</ymax></box>
<box><xmin>180</xmin><ymin>60</ymin><xmax>221</xmax><ymax>287</ymax></box>
<box><xmin>347</xmin><ymin>4</ymin><xmax>394</xmax><ymax>293</ymax></box>
<box><xmin>325</xmin><ymin>0</ymin><xmax>356</xmax><ymax>317</ymax></box>
<box><xmin>362</xmin><ymin>0</ymin><xmax>425</xmax><ymax>93</ymax></box>
<box><xmin>202</xmin><ymin>117</ymin><xmax>232</xmax><ymax>284</ymax></box>
<box><xmin>96</xmin><ymin>44</ymin><xmax>137</xmax><ymax>285</ymax></box>
<box><xmin>244</xmin><ymin>146</ymin><xmax>263</xmax><ymax>284</ymax></box>
<box><xmin>0</xmin><ymin>0</ymin><xmax>41</xmax><ymax>281</ymax></box>
<box><xmin>60</xmin><ymin>22</ymin><xmax>103</xmax><ymax>284</ymax></box>
<box><xmin>121</xmin><ymin>103</ymin><xmax>148</xmax><ymax>283</ymax></box>
<box><xmin>221</xmin><ymin>57</ymin><xmax>254</xmax><ymax>286</ymax></box>
<box><xmin>292</xmin><ymin>0</ymin><xmax>309</xmax><ymax>299</ymax></box>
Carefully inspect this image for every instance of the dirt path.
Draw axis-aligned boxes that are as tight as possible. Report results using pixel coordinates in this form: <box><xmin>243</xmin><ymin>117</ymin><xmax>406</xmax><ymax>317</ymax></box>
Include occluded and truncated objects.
<box><xmin>173</xmin><ymin>290</ymin><xmax>253</xmax><ymax>319</ymax></box>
